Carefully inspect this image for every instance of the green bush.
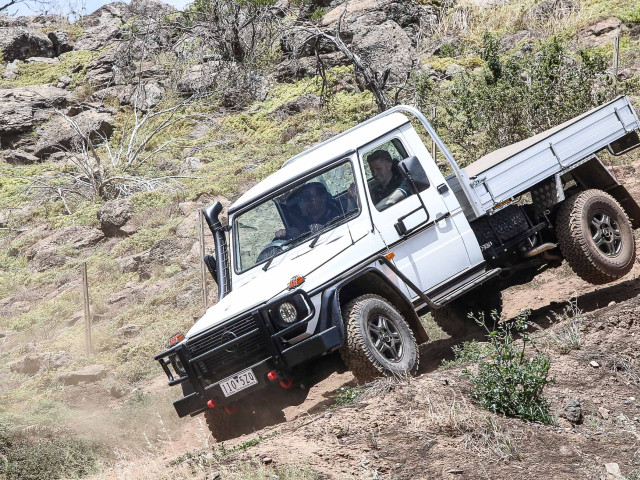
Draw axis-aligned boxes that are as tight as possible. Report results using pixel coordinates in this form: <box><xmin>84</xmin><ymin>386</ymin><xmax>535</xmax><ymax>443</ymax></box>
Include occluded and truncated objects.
<box><xmin>417</xmin><ymin>34</ymin><xmax>617</xmax><ymax>167</ymax></box>
<box><xmin>458</xmin><ymin>312</ymin><xmax>555</xmax><ymax>424</ymax></box>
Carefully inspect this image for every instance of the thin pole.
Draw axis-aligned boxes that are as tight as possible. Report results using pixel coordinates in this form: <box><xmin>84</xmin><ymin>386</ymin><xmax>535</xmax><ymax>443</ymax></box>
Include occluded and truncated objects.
<box><xmin>431</xmin><ymin>106</ymin><xmax>437</xmax><ymax>163</ymax></box>
<box><xmin>199</xmin><ymin>210</ymin><xmax>208</xmax><ymax>311</ymax></box>
<box><xmin>81</xmin><ymin>262</ymin><xmax>92</xmax><ymax>355</ymax></box>
<box><xmin>613</xmin><ymin>34</ymin><xmax>620</xmax><ymax>87</ymax></box>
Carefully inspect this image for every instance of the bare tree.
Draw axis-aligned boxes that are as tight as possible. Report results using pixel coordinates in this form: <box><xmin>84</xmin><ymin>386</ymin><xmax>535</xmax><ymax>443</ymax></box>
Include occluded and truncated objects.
<box><xmin>19</xmin><ymin>99</ymin><xmax>215</xmax><ymax>207</ymax></box>
<box><xmin>292</xmin><ymin>11</ymin><xmax>408</xmax><ymax>112</ymax></box>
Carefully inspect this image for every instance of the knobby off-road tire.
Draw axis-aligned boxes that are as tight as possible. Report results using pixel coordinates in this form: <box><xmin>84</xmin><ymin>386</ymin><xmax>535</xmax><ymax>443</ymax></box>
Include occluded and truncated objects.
<box><xmin>431</xmin><ymin>288</ymin><xmax>503</xmax><ymax>338</ymax></box>
<box><xmin>556</xmin><ymin>189</ymin><xmax>636</xmax><ymax>285</ymax></box>
<box><xmin>204</xmin><ymin>409</ymin><xmax>235</xmax><ymax>442</ymax></box>
<box><xmin>340</xmin><ymin>294</ymin><xmax>419</xmax><ymax>383</ymax></box>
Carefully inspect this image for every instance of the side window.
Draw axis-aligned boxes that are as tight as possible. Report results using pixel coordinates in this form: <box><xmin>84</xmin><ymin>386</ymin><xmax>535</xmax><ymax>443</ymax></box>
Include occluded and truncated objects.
<box><xmin>362</xmin><ymin>138</ymin><xmax>414</xmax><ymax>212</ymax></box>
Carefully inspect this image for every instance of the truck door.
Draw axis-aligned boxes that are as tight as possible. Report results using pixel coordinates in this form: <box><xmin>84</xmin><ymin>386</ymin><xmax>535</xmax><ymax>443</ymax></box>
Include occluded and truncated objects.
<box><xmin>358</xmin><ymin>127</ymin><xmax>476</xmax><ymax>295</ymax></box>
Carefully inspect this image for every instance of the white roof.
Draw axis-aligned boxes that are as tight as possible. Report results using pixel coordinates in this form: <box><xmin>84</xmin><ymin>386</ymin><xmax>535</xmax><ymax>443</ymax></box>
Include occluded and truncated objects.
<box><xmin>230</xmin><ymin>112</ymin><xmax>410</xmax><ymax>212</ymax></box>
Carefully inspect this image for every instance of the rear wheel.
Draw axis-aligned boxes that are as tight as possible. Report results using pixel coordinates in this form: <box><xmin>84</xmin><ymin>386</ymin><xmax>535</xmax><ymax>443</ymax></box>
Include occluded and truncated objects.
<box><xmin>340</xmin><ymin>294</ymin><xmax>419</xmax><ymax>383</ymax></box>
<box><xmin>556</xmin><ymin>190</ymin><xmax>636</xmax><ymax>285</ymax></box>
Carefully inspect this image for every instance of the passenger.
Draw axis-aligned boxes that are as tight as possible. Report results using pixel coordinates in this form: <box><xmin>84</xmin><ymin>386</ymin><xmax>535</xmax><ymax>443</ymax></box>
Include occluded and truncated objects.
<box><xmin>367</xmin><ymin>150</ymin><xmax>410</xmax><ymax>210</ymax></box>
<box><xmin>275</xmin><ymin>182</ymin><xmax>341</xmax><ymax>239</ymax></box>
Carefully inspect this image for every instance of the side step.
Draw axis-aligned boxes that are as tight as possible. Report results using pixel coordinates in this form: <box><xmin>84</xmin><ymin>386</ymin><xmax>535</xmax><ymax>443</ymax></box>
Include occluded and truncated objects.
<box><xmin>432</xmin><ymin>268</ymin><xmax>502</xmax><ymax>307</ymax></box>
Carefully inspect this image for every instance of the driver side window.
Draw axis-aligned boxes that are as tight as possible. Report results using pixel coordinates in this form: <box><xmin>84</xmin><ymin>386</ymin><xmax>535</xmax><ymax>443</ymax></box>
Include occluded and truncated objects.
<box><xmin>362</xmin><ymin>138</ymin><xmax>413</xmax><ymax>212</ymax></box>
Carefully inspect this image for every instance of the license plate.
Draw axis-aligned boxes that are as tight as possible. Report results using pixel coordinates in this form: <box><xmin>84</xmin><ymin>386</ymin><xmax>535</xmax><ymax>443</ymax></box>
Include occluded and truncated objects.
<box><xmin>219</xmin><ymin>368</ymin><xmax>258</xmax><ymax>397</ymax></box>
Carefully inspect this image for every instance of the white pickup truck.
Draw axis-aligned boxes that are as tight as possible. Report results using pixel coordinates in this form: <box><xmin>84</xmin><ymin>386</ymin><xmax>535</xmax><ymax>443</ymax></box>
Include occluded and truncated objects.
<box><xmin>156</xmin><ymin>96</ymin><xmax>640</xmax><ymax>439</ymax></box>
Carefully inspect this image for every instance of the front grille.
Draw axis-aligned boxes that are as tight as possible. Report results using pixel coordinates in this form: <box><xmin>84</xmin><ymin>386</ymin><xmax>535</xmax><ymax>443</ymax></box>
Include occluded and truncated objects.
<box><xmin>187</xmin><ymin>315</ymin><xmax>271</xmax><ymax>382</ymax></box>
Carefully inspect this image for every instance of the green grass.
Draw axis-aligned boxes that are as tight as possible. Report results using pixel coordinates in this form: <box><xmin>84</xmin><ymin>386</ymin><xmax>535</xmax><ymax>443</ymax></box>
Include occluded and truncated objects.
<box><xmin>0</xmin><ymin>50</ymin><xmax>98</xmax><ymax>88</ymax></box>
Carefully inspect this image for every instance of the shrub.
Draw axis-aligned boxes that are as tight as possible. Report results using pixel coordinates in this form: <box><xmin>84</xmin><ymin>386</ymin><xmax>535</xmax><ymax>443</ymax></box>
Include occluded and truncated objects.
<box><xmin>459</xmin><ymin>311</ymin><xmax>555</xmax><ymax>423</ymax></box>
<box><xmin>417</xmin><ymin>34</ymin><xmax>617</xmax><ymax>167</ymax></box>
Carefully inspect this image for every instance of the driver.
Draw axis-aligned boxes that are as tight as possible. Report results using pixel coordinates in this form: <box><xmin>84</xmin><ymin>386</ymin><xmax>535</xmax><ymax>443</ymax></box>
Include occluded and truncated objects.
<box><xmin>275</xmin><ymin>182</ymin><xmax>341</xmax><ymax>239</ymax></box>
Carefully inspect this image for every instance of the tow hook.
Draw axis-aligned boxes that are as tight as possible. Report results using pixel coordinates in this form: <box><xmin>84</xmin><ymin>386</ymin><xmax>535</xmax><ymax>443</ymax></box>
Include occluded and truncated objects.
<box><xmin>224</xmin><ymin>404</ymin><xmax>238</xmax><ymax>415</ymax></box>
<box><xmin>279</xmin><ymin>378</ymin><xmax>293</xmax><ymax>389</ymax></box>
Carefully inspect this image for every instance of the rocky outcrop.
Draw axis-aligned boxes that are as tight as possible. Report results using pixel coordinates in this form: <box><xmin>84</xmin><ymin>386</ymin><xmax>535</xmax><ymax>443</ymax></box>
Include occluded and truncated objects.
<box><xmin>85</xmin><ymin>49</ymin><xmax>119</xmax><ymax>88</ymax></box>
<box><xmin>97</xmin><ymin>199</ymin><xmax>135</xmax><ymax>237</ymax></box>
<box><xmin>74</xmin><ymin>3</ymin><xmax>127</xmax><ymax>51</ymax></box>
<box><xmin>0</xmin><ymin>14</ymin><xmax>55</xmax><ymax>61</ymax></box>
<box><xmin>0</xmin><ymin>86</ymin><xmax>72</xmax><ymax>139</ymax></box>
<box><xmin>9</xmin><ymin>351</ymin><xmax>69</xmax><ymax>375</ymax></box>
<box><xmin>34</xmin><ymin>109</ymin><xmax>115</xmax><ymax>158</ymax></box>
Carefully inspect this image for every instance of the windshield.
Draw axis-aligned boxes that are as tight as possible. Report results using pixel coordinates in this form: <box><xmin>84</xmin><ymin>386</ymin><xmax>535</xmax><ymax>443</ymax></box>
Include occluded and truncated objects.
<box><xmin>234</xmin><ymin>160</ymin><xmax>360</xmax><ymax>271</ymax></box>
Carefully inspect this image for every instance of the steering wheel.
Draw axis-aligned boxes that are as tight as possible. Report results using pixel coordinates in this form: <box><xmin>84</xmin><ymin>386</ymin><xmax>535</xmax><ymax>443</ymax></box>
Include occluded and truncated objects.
<box><xmin>257</xmin><ymin>239</ymin><xmax>288</xmax><ymax>263</ymax></box>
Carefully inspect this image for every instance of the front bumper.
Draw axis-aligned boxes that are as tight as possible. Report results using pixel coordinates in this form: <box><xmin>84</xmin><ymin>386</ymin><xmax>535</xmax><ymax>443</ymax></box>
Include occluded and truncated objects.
<box><xmin>155</xmin><ymin>291</ymin><xmax>343</xmax><ymax>417</ymax></box>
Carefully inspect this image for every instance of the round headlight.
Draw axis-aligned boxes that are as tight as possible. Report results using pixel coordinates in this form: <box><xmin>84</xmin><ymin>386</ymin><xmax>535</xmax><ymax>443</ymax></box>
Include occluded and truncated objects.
<box><xmin>278</xmin><ymin>302</ymin><xmax>298</xmax><ymax>324</ymax></box>
<box><xmin>170</xmin><ymin>354</ymin><xmax>186</xmax><ymax>376</ymax></box>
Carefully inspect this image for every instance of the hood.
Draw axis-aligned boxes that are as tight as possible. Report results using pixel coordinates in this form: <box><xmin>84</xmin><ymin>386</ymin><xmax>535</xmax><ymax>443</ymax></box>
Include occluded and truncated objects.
<box><xmin>186</xmin><ymin>225</ymin><xmax>359</xmax><ymax>338</ymax></box>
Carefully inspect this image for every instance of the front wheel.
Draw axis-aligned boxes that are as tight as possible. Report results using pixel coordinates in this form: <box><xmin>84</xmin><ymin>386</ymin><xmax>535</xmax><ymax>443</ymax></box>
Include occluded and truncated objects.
<box><xmin>340</xmin><ymin>294</ymin><xmax>419</xmax><ymax>383</ymax></box>
<box><xmin>556</xmin><ymin>190</ymin><xmax>636</xmax><ymax>285</ymax></box>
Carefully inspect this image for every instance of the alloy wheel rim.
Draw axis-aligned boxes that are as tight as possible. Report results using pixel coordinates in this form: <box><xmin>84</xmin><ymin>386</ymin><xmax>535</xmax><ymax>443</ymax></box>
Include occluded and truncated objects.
<box><xmin>367</xmin><ymin>314</ymin><xmax>403</xmax><ymax>362</ymax></box>
<box><xmin>589</xmin><ymin>211</ymin><xmax>622</xmax><ymax>257</ymax></box>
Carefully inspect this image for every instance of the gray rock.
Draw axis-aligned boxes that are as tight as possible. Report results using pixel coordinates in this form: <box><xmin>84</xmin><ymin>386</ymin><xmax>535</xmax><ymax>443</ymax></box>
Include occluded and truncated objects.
<box><xmin>0</xmin><ymin>25</ymin><xmax>55</xmax><ymax>61</ymax></box>
<box><xmin>9</xmin><ymin>355</ymin><xmax>42</xmax><ymax>375</ymax></box>
<box><xmin>445</xmin><ymin>63</ymin><xmax>465</xmax><ymax>78</ymax></box>
<box><xmin>563</xmin><ymin>398</ymin><xmax>582</xmax><ymax>424</ymax></box>
<box><xmin>128</xmin><ymin>0</ymin><xmax>175</xmax><ymax>19</ymax></box>
<box><xmin>604</xmin><ymin>463</ymin><xmax>621</xmax><ymax>480</ymax></box>
<box><xmin>25</xmin><ymin>56</ymin><xmax>60</xmax><ymax>64</ymax></box>
<box><xmin>3</xmin><ymin>149</ymin><xmax>39</xmax><ymax>164</ymax></box>
<box><xmin>75</xmin><ymin>3</ymin><xmax>127</xmax><ymax>51</ymax></box>
<box><xmin>85</xmin><ymin>49</ymin><xmax>118</xmax><ymax>88</ymax></box>
<box><xmin>56</xmin><ymin>365</ymin><xmax>107</xmax><ymax>385</ymax></box>
<box><xmin>0</xmin><ymin>86</ymin><xmax>73</xmax><ymax>140</ymax></box>
<box><xmin>57</xmin><ymin>75</ymin><xmax>72</xmax><ymax>87</ymax></box>
<box><xmin>117</xmin><ymin>251</ymin><xmax>147</xmax><ymax>273</ymax></box>
<box><xmin>110</xmin><ymin>384</ymin><xmax>128</xmax><ymax>398</ymax></box>
<box><xmin>583</xmin><ymin>16</ymin><xmax>621</xmax><ymax>36</ymax></box>
<box><xmin>3</xmin><ymin>59</ymin><xmax>19</xmax><ymax>79</ymax></box>
<box><xmin>97</xmin><ymin>199</ymin><xmax>134</xmax><ymax>236</ymax></box>
<box><xmin>118</xmin><ymin>82</ymin><xmax>164</xmax><ymax>110</ymax></box>
<box><xmin>34</xmin><ymin>110</ymin><xmax>115</xmax><ymax>158</ymax></box>
<box><xmin>180</xmin><ymin>156</ymin><xmax>201</xmax><ymax>174</ymax></box>
<box><xmin>25</xmin><ymin>226</ymin><xmax>103</xmax><ymax>260</ymax></box>
<box><xmin>348</xmin><ymin>16</ymin><xmax>414</xmax><ymax>84</ymax></box>
<box><xmin>48</xmin><ymin>30</ymin><xmax>74</xmax><ymax>55</ymax></box>
<box><xmin>28</xmin><ymin>249</ymin><xmax>68</xmax><ymax>272</ymax></box>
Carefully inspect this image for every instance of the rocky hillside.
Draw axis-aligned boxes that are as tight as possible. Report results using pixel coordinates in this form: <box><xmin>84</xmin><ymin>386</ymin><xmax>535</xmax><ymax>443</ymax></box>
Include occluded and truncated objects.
<box><xmin>0</xmin><ymin>0</ymin><xmax>640</xmax><ymax>478</ymax></box>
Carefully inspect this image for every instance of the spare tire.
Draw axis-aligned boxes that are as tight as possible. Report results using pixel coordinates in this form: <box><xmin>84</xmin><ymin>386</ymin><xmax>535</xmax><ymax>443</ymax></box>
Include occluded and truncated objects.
<box><xmin>556</xmin><ymin>189</ymin><xmax>636</xmax><ymax>285</ymax></box>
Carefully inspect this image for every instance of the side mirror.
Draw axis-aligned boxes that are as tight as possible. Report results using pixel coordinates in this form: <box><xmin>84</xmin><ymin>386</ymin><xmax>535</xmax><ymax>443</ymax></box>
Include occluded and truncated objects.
<box><xmin>398</xmin><ymin>156</ymin><xmax>430</xmax><ymax>194</ymax></box>
<box><xmin>203</xmin><ymin>254</ymin><xmax>218</xmax><ymax>284</ymax></box>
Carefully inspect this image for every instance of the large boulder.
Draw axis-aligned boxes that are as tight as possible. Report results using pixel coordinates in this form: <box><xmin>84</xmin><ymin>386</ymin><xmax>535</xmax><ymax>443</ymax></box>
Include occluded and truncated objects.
<box><xmin>0</xmin><ymin>86</ymin><xmax>73</xmax><ymax>146</ymax></box>
<box><xmin>25</xmin><ymin>226</ymin><xmax>104</xmax><ymax>260</ymax></box>
<box><xmin>117</xmin><ymin>82</ymin><xmax>164</xmax><ymax>110</ymax></box>
<box><xmin>97</xmin><ymin>199</ymin><xmax>134</xmax><ymax>237</ymax></box>
<box><xmin>0</xmin><ymin>18</ymin><xmax>55</xmax><ymax>61</ymax></box>
<box><xmin>74</xmin><ymin>3</ymin><xmax>128</xmax><ymax>51</ymax></box>
<box><xmin>48</xmin><ymin>30</ymin><xmax>74</xmax><ymax>55</ymax></box>
<box><xmin>34</xmin><ymin>109</ymin><xmax>115</xmax><ymax>158</ymax></box>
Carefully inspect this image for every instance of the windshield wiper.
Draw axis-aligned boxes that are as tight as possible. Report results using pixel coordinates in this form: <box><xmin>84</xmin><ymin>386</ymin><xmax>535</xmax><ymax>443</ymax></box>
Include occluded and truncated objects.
<box><xmin>309</xmin><ymin>210</ymin><xmax>356</xmax><ymax>248</ymax></box>
<box><xmin>261</xmin><ymin>231</ymin><xmax>315</xmax><ymax>271</ymax></box>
